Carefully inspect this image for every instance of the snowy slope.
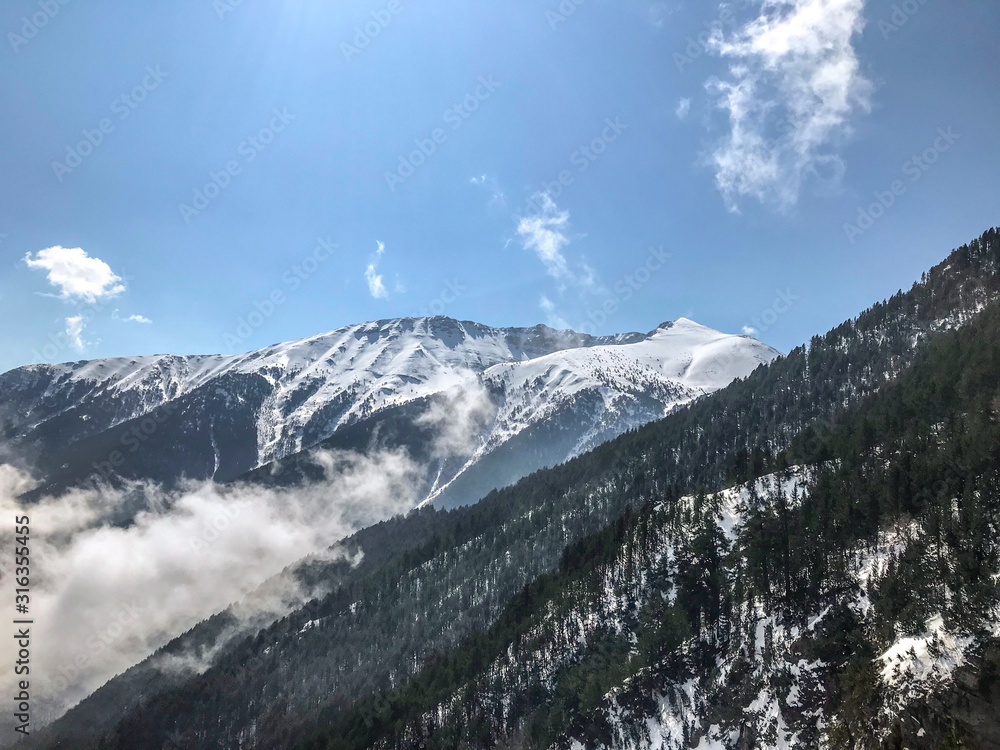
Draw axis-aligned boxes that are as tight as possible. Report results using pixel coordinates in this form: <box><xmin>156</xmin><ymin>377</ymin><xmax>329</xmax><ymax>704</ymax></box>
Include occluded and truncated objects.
<box><xmin>483</xmin><ymin>317</ymin><xmax>776</xmax><ymax>445</ymax></box>
<box><xmin>3</xmin><ymin>318</ymin><xmax>625</xmax><ymax>454</ymax></box>
<box><xmin>426</xmin><ymin>319</ymin><xmax>779</xmax><ymax>506</ymax></box>
<box><xmin>0</xmin><ymin>316</ymin><xmax>778</xmax><ymax>501</ymax></box>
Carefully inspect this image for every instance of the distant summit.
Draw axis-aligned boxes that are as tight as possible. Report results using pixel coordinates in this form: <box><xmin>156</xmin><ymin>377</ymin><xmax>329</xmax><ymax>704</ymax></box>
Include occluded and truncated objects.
<box><xmin>0</xmin><ymin>314</ymin><xmax>778</xmax><ymax>507</ymax></box>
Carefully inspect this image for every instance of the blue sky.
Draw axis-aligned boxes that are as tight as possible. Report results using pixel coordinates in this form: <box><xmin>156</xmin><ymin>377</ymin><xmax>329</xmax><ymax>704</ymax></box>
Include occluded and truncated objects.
<box><xmin>1</xmin><ymin>0</ymin><xmax>997</xmax><ymax>372</ymax></box>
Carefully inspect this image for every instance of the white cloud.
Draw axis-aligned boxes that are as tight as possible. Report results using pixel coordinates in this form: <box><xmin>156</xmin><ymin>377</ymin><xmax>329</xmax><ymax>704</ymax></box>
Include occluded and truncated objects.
<box><xmin>539</xmin><ymin>295</ymin><xmax>571</xmax><ymax>330</ymax></box>
<box><xmin>366</xmin><ymin>266</ymin><xmax>387</xmax><ymax>299</ymax></box>
<box><xmin>517</xmin><ymin>194</ymin><xmax>600</xmax><ymax>294</ymax></box>
<box><xmin>65</xmin><ymin>316</ymin><xmax>86</xmax><ymax>351</ymax></box>
<box><xmin>517</xmin><ymin>195</ymin><xmax>603</xmax><ymax>329</ymax></box>
<box><xmin>0</xmin><ymin>449</ymin><xmax>423</xmax><ymax>724</ymax></box>
<box><xmin>365</xmin><ymin>241</ymin><xmax>388</xmax><ymax>299</ymax></box>
<box><xmin>114</xmin><ymin>310</ymin><xmax>152</xmax><ymax>324</ymax></box>
<box><xmin>25</xmin><ymin>246</ymin><xmax>125</xmax><ymax>303</ymax></box>
<box><xmin>706</xmin><ymin>0</ymin><xmax>872</xmax><ymax>211</ymax></box>
<box><xmin>742</xmin><ymin>325</ymin><xmax>758</xmax><ymax>335</ymax></box>
<box><xmin>675</xmin><ymin>97</ymin><xmax>692</xmax><ymax>120</ymax></box>
<box><xmin>415</xmin><ymin>379</ymin><xmax>496</xmax><ymax>460</ymax></box>
<box><xmin>517</xmin><ymin>193</ymin><xmax>572</xmax><ymax>281</ymax></box>
<box><xmin>470</xmin><ymin>174</ymin><xmax>506</xmax><ymax>208</ymax></box>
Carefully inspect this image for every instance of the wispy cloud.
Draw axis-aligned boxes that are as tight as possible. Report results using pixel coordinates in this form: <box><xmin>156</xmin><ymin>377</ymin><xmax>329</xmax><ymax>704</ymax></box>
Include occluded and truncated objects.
<box><xmin>517</xmin><ymin>194</ymin><xmax>604</xmax><ymax>330</ymax></box>
<box><xmin>705</xmin><ymin>0</ymin><xmax>872</xmax><ymax>211</ymax></box>
<box><xmin>414</xmin><ymin>379</ymin><xmax>496</xmax><ymax>460</ymax></box>
<box><xmin>113</xmin><ymin>310</ymin><xmax>152</xmax><ymax>324</ymax></box>
<box><xmin>517</xmin><ymin>193</ymin><xmax>600</xmax><ymax>293</ymax></box>
<box><xmin>675</xmin><ymin>97</ymin><xmax>692</xmax><ymax>120</ymax></box>
<box><xmin>517</xmin><ymin>193</ymin><xmax>572</xmax><ymax>282</ymax></box>
<box><xmin>539</xmin><ymin>295</ymin><xmax>571</xmax><ymax>329</ymax></box>
<box><xmin>65</xmin><ymin>315</ymin><xmax>86</xmax><ymax>351</ymax></box>
<box><xmin>470</xmin><ymin>174</ymin><xmax>506</xmax><ymax>208</ymax></box>
<box><xmin>365</xmin><ymin>241</ymin><xmax>388</xmax><ymax>299</ymax></box>
<box><xmin>24</xmin><ymin>246</ymin><xmax>125</xmax><ymax>303</ymax></box>
<box><xmin>0</xmin><ymin>448</ymin><xmax>423</xmax><ymax>721</ymax></box>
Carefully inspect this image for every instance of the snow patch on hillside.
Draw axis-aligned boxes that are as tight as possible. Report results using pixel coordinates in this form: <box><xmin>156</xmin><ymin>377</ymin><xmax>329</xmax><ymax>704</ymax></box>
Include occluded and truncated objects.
<box><xmin>427</xmin><ymin>320</ymin><xmax>780</xmax><ymax>504</ymax></box>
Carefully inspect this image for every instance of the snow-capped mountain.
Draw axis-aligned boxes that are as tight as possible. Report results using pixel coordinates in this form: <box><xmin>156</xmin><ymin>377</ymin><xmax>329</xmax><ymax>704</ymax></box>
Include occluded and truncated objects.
<box><xmin>483</xmin><ymin>317</ymin><xmax>779</xmax><ymax>452</ymax></box>
<box><xmin>0</xmin><ymin>315</ymin><xmax>778</xmax><ymax>504</ymax></box>
<box><xmin>23</xmin><ymin>231</ymin><xmax>1000</xmax><ymax>750</ymax></box>
<box><xmin>427</xmin><ymin>318</ymin><xmax>778</xmax><ymax>507</ymax></box>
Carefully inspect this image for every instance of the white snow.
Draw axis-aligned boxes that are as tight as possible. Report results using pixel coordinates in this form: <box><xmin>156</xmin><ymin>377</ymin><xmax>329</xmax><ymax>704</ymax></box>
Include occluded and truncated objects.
<box><xmin>877</xmin><ymin>612</ymin><xmax>977</xmax><ymax>721</ymax></box>
<box><xmin>428</xmin><ymin>319</ymin><xmax>780</xmax><ymax>503</ymax></box>
<box><xmin>12</xmin><ymin>316</ymin><xmax>780</xmax><ymax>498</ymax></box>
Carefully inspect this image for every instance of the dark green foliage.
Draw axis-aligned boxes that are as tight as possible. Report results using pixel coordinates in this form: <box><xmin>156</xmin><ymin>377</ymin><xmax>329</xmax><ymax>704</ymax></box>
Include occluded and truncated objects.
<box><xmin>675</xmin><ymin>494</ymin><xmax>731</xmax><ymax>638</ymax></box>
<box><xmin>53</xmin><ymin>229</ymin><xmax>1000</xmax><ymax>750</ymax></box>
<box><xmin>298</xmin><ymin>232</ymin><xmax>1000</xmax><ymax>750</ymax></box>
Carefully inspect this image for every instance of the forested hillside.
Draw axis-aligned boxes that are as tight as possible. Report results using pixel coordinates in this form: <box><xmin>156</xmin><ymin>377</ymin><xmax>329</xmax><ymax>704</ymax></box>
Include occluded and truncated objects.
<box><xmin>35</xmin><ymin>229</ymin><xmax>999</xmax><ymax>750</ymax></box>
<box><xmin>300</xmin><ymin>282</ymin><xmax>1000</xmax><ymax>749</ymax></box>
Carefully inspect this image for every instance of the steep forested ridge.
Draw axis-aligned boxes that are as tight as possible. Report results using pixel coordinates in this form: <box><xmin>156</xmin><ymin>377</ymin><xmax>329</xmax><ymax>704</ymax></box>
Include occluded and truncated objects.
<box><xmin>33</xmin><ymin>229</ymin><xmax>999</xmax><ymax>750</ymax></box>
<box><xmin>302</xmin><ymin>285</ymin><xmax>1000</xmax><ymax>750</ymax></box>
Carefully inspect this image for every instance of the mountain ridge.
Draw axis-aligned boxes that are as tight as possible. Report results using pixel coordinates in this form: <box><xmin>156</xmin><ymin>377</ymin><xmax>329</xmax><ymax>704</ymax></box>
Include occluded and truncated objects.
<box><xmin>0</xmin><ymin>315</ymin><xmax>778</xmax><ymax>508</ymax></box>
<box><xmin>24</xmin><ymin>228</ymin><xmax>998</xmax><ymax>750</ymax></box>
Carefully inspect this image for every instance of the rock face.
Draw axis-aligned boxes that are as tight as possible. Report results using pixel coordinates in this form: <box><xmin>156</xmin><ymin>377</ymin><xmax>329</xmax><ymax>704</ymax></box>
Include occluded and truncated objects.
<box><xmin>0</xmin><ymin>315</ymin><xmax>779</xmax><ymax>508</ymax></box>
